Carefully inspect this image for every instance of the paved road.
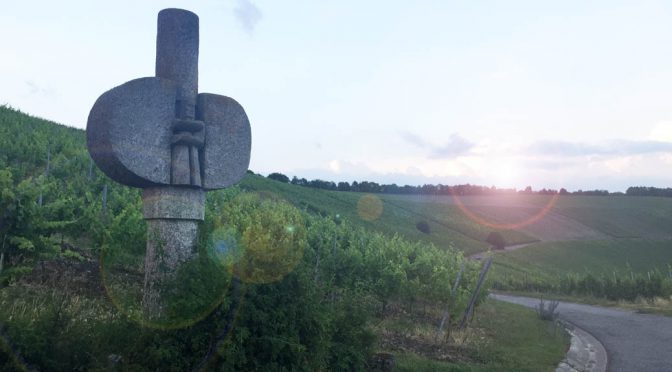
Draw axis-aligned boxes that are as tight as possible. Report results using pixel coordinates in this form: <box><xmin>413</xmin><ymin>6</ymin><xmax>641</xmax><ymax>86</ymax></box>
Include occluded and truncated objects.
<box><xmin>492</xmin><ymin>294</ymin><xmax>672</xmax><ymax>372</ymax></box>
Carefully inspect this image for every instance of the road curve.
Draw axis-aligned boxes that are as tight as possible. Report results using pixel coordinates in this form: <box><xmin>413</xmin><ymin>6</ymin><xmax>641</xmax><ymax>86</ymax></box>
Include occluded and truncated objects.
<box><xmin>492</xmin><ymin>294</ymin><xmax>672</xmax><ymax>372</ymax></box>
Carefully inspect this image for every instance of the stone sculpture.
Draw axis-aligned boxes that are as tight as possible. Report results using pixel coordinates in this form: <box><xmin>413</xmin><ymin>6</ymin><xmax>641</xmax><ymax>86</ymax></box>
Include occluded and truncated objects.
<box><xmin>86</xmin><ymin>8</ymin><xmax>251</xmax><ymax>317</ymax></box>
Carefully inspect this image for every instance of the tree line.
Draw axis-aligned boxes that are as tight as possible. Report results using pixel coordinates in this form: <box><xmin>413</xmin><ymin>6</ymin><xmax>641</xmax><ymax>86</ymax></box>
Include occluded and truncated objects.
<box><xmin>267</xmin><ymin>172</ymin><xmax>656</xmax><ymax>196</ymax></box>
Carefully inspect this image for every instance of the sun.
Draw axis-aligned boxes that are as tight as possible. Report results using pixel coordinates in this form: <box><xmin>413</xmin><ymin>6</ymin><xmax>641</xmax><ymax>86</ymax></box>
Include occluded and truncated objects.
<box><xmin>488</xmin><ymin>159</ymin><xmax>520</xmax><ymax>188</ymax></box>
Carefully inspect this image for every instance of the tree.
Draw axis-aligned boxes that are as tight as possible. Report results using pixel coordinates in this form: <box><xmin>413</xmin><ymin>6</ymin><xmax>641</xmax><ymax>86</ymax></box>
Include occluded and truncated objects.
<box><xmin>486</xmin><ymin>231</ymin><xmax>506</xmax><ymax>250</ymax></box>
<box><xmin>416</xmin><ymin>220</ymin><xmax>431</xmax><ymax>234</ymax></box>
<box><xmin>337</xmin><ymin>181</ymin><xmax>351</xmax><ymax>192</ymax></box>
<box><xmin>267</xmin><ymin>172</ymin><xmax>290</xmax><ymax>183</ymax></box>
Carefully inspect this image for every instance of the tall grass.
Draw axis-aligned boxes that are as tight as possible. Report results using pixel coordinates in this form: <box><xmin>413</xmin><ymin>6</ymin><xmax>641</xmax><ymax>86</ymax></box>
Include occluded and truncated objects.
<box><xmin>493</xmin><ymin>266</ymin><xmax>672</xmax><ymax>302</ymax></box>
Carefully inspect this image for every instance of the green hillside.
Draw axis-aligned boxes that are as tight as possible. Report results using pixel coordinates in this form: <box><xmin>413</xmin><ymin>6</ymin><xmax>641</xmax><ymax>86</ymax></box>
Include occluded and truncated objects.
<box><xmin>3</xmin><ymin>103</ymin><xmax>672</xmax><ymax>273</ymax></box>
<box><xmin>0</xmin><ymin>105</ymin><xmax>572</xmax><ymax>371</ymax></box>
<box><xmin>0</xmin><ymin>104</ymin><xmax>668</xmax><ymax>369</ymax></box>
<box><xmin>2</xmin><ymin>103</ymin><xmax>670</xmax><ymax>274</ymax></box>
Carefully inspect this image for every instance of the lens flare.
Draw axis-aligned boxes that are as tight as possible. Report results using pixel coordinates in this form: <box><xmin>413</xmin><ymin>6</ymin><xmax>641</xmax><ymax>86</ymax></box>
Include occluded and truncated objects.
<box><xmin>207</xmin><ymin>226</ymin><xmax>242</xmax><ymax>270</ymax></box>
<box><xmin>100</xmin><ymin>238</ymin><xmax>234</xmax><ymax>330</ymax></box>
<box><xmin>450</xmin><ymin>192</ymin><xmax>560</xmax><ymax>230</ymax></box>
<box><xmin>226</xmin><ymin>192</ymin><xmax>306</xmax><ymax>284</ymax></box>
<box><xmin>357</xmin><ymin>194</ymin><xmax>384</xmax><ymax>221</ymax></box>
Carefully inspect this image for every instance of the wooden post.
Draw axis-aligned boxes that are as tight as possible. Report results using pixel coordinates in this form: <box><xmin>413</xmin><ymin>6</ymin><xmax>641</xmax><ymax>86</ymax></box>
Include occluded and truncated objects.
<box><xmin>459</xmin><ymin>257</ymin><xmax>492</xmax><ymax>330</ymax></box>
<box><xmin>436</xmin><ymin>262</ymin><xmax>465</xmax><ymax>340</ymax></box>
<box><xmin>38</xmin><ymin>145</ymin><xmax>51</xmax><ymax>207</ymax></box>
<box><xmin>46</xmin><ymin>144</ymin><xmax>51</xmax><ymax>176</ymax></box>
<box><xmin>102</xmin><ymin>184</ymin><xmax>108</xmax><ymax>219</ymax></box>
<box><xmin>88</xmin><ymin>157</ymin><xmax>94</xmax><ymax>180</ymax></box>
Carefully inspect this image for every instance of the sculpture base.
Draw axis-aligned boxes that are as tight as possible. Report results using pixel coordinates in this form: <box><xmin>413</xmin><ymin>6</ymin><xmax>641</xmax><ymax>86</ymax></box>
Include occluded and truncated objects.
<box><xmin>141</xmin><ymin>186</ymin><xmax>204</xmax><ymax>319</ymax></box>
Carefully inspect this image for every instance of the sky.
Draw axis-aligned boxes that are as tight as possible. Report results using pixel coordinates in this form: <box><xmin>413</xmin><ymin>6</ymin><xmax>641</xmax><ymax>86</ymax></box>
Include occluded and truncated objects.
<box><xmin>2</xmin><ymin>0</ymin><xmax>672</xmax><ymax>192</ymax></box>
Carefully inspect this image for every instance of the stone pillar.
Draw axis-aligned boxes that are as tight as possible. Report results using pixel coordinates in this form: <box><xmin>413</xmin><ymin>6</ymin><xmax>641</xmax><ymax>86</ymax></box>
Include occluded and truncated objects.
<box><xmin>141</xmin><ymin>187</ymin><xmax>204</xmax><ymax>317</ymax></box>
<box><xmin>86</xmin><ymin>8</ymin><xmax>251</xmax><ymax>320</ymax></box>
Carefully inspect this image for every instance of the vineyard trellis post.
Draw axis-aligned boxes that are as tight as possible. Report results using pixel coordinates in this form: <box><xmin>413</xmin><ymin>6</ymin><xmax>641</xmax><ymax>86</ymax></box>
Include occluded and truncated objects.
<box><xmin>459</xmin><ymin>257</ymin><xmax>492</xmax><ymax>330</ymax></box>
<box><xmin>436</xmin><ymin>261</ymin><xmax>465</xmax><ymax>341</ymax></box>
<box><xmin>101</xmin><ymin>183</ymin><xmax>108</xmax><ymax>220</ymax></box>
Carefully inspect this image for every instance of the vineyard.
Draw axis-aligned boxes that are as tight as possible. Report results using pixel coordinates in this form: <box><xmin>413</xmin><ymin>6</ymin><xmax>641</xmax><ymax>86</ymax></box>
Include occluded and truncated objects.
<box><xmin>0</xmin><ymin>105</ymin><xmax>571</xmax><ymax>370</ymax></box>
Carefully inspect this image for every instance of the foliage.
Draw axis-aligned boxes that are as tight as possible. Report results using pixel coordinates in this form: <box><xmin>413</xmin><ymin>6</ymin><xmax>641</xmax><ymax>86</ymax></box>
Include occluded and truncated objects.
<box><xmin>493</xmin><ymin>267</ymin><xmax>672</xmax><ymax>302</ymax></box>
<box><xmin>486</xmin><ymin>231</ymin><xmax>506</xmax><ymax>250</ymax></box>
<box><xmin>536</xmin><ymin>297</ymin><xmax>560</xmax><ymax>321</ymax></box>
<box><xmin>267</xmin><ymin>172</ymin><xmax>289</xmax><ymax>183</ymax></box>
<box><xmin>415</xmin><ymin>220</ymin><xmax>431</xmax><ymax>234</ymax></box>
<box><xmin>389</xmin><ymin>300</ymin><xmax>568</xmax><ymax>371</ymax></box>
<box><xmin>0</xmin><ymin>106</ymin><xmax>489</xmax><ymax>370</ymax></box>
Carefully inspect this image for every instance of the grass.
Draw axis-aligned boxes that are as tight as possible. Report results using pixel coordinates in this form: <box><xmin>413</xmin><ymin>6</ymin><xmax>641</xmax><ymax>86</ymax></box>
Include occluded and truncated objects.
<box><xmin>241</xmin><ymin>176</ymin><xmax>560</xmax><ymax>256</ymax></box>
<box><xmin>239</xmin><ymin>179</ymin><xmax>672</xmax><ymax>264</ymax></box>
<box><xmin>381</xmin><ymin>299</ymin><xmax>569</xmax><ymax>372</ymax></box>
<box><xmin>241</xmin><ymin>175</ymin><xmax>493</xmax><ymax>255</ymax></box>
<box><xmin>491</xmin><ymin>239</ymin><xmax>672</xmax><ymax>282</ymax></box>
<box><xmin>494</xmin><ymin>290</ymin><xmax>672</xmax><ymax>317</ymax></box>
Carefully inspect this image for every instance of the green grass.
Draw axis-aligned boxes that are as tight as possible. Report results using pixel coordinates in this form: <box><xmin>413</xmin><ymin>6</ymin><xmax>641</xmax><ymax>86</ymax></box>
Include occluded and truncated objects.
<box><xmin>493</xmin><ymin>290</ymin><xmax>672</xmax><ymax>317</ymax></box>
<box><xmin>239</xmin><ymin>179</ymin><xmax>672</xmax><ymax>263</ymax></box>
<box><xmin>241</xmin><ymin>175</ymin><xmax>492</xmax><ymax>255</ymax></box>
<box><xmin>241</xmin><ymin>176</ymin><xmax>551</xmax><ymax>255</ymax></box>
<box><xmin>388</xmin><ymin>300</ymin><xmax>569</xmax><ymax>372</ymax></box>
<box><xmin>491</xmin><ymin>239</ymin><xmax>672</xmax><ymax>282</ymax></box>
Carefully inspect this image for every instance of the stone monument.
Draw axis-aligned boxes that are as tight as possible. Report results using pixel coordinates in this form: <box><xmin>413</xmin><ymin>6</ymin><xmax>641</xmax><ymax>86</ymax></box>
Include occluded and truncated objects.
<box><xmin>86</xmin><ymin>8</ymin><xmax>251</xmax><ymax>317</ymax></box>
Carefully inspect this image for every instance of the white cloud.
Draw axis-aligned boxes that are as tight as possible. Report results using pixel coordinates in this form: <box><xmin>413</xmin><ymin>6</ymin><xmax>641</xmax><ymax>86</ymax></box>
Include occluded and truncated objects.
<box><xmin>234</xmin><ymin>0</ymin><xmax>262</xmax><ymax>35</ymax></box>
<box><xmin>400</xmin><ymin>131</ymin><xmax>474</xmax><ymax>158</ymax></box>
<box><xmin>604</xmin><ymin>156</ymin><xmax>639</xmax><ymax>173</ymax></box>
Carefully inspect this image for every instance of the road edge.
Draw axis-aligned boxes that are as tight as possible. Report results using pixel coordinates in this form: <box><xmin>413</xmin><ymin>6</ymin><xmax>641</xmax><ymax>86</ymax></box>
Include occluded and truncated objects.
<box><xmin>556</xmin><ymin>320</ymin><xmax>608</xmax><ymax>372</ymax></box>
<box><xmin>489</xmin><ymin>294</ymin><xmax>608</xmax><ymax>372</ymax></box>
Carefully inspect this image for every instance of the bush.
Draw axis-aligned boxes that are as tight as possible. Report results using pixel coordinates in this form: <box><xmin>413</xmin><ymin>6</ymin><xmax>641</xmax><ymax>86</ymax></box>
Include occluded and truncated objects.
<box><xmin>415</xmin><ymin>220</ymin><xmax>431</xmax><ymax>234</ymax></box>
<box><xmin>486</xmin><ymin>232</ymin><xmax>506</xmax><ymax>250</ymax></box>
<box><xmin>267</xmin><ymin>172</ymin><xmax>290</xmax><ymax>183</ymax></box>
<box><xmin>536</xmin><ymin>297</ymin><xmax>559</xmax><ymax>321</ymax></box>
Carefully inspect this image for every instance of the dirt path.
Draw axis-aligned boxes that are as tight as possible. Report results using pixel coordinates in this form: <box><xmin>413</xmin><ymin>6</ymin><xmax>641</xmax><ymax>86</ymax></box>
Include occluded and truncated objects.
<box><xmin>468</xmin><ymin>242</ymin><xmax>535</xmax><ymax>260</ymax></box>
<box><xmin>492</xmin><ymin>294</ymin><xmax>672</xmax><ymax>372</ymax></box>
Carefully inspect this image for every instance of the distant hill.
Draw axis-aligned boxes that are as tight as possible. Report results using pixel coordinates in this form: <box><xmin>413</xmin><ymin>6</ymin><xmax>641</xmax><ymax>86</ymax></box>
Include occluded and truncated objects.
<box><xmin>2</xmin><ymin>104</ymin><xmax>671</xmax><ymax>260</ymax></box>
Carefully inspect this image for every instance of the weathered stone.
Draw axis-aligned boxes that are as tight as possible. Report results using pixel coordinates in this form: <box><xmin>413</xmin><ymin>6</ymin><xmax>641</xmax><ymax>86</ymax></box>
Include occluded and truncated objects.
<box><xmin>87</xmin><ymin>10</ymin><xmax>251</xmax><ymax>191</ymax></box>
<box><xmin>142</xmin><ymin>219</ymin><xmax>200</xmax><ymax>317</ymax></box>
<box><xmin>198</xmin><ymin>93</ymin><xmax>251</xmax><ymax>189</ymax></box>
<box><xmin>156</xmin><ymin>8</ymin><xmax>199</xmax><ymax>106</ymax></box>
<box><xmin>142</xmin><ymin>187</ymin><xmax>204</xmax><ymax>220</ymax></box>
<box><xmin>86</xmin><ymin>8</ymin><xmax>252</xmax><ymax>319</ymax></box>
<box><xmin>87</xmin><ymin>77</ymin><xmax>177</xmax><ymax>187</ymax></box>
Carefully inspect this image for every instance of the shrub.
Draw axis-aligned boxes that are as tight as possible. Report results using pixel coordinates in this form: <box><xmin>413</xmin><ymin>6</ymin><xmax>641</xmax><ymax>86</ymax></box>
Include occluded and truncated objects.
<box><xmin>486</xmin><ymin>232</ymin><xmax>506</xmax><ymax>250</ymax></box>
<box><xmin>536</xmin><ymin>297</ymin><xmax>559</xmax><ymax>321</ymax></box>
<box><xmin>415</xmin><ymin>220</ymin><xmax>431</xmax><ymax>234</ymax></box>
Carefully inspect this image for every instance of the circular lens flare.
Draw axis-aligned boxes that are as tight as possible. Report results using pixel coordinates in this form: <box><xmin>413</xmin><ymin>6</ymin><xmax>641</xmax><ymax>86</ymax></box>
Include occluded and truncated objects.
<box><xmin>357</xmin><ymin>194</ymin><xmax>384</xmax><ymax>221</ymax></box>
<box><xmin>450</xmin><ymin>192</ymin><xmax>560</xmax><ymax>230</ymax></box>
<box><xmin>99</xmin><ymin>238</ymin><xmax>234</xmax><ymax>330</ymax></box>
<box><xmin>224</xmin><ymin>192</ymin><xmax>306</xmax><ymax>285</ymax></box>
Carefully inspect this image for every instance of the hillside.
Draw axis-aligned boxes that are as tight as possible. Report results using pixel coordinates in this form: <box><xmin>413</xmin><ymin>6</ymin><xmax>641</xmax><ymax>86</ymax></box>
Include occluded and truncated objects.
<box><xmin>2</xmin><ymin>104</ymin><xmax>671</xmax><ymax>262</ymax></box>
<box><xmin>0</xmin><ymin>105</ymin><xmax>574</xmax><ymax>371</ymax></box>
<box><xmin>1</xmin><ymin>104</ymin><xmax>669</xmax><ymax>370</ymax></box>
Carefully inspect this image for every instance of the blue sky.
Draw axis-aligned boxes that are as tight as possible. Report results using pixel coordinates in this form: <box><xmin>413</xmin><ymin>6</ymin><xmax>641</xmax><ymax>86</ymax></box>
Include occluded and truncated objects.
<box><xmin>2</xmin><ymin>0</ymin><xmax>672</xmax><ymax>191</ymax></box>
